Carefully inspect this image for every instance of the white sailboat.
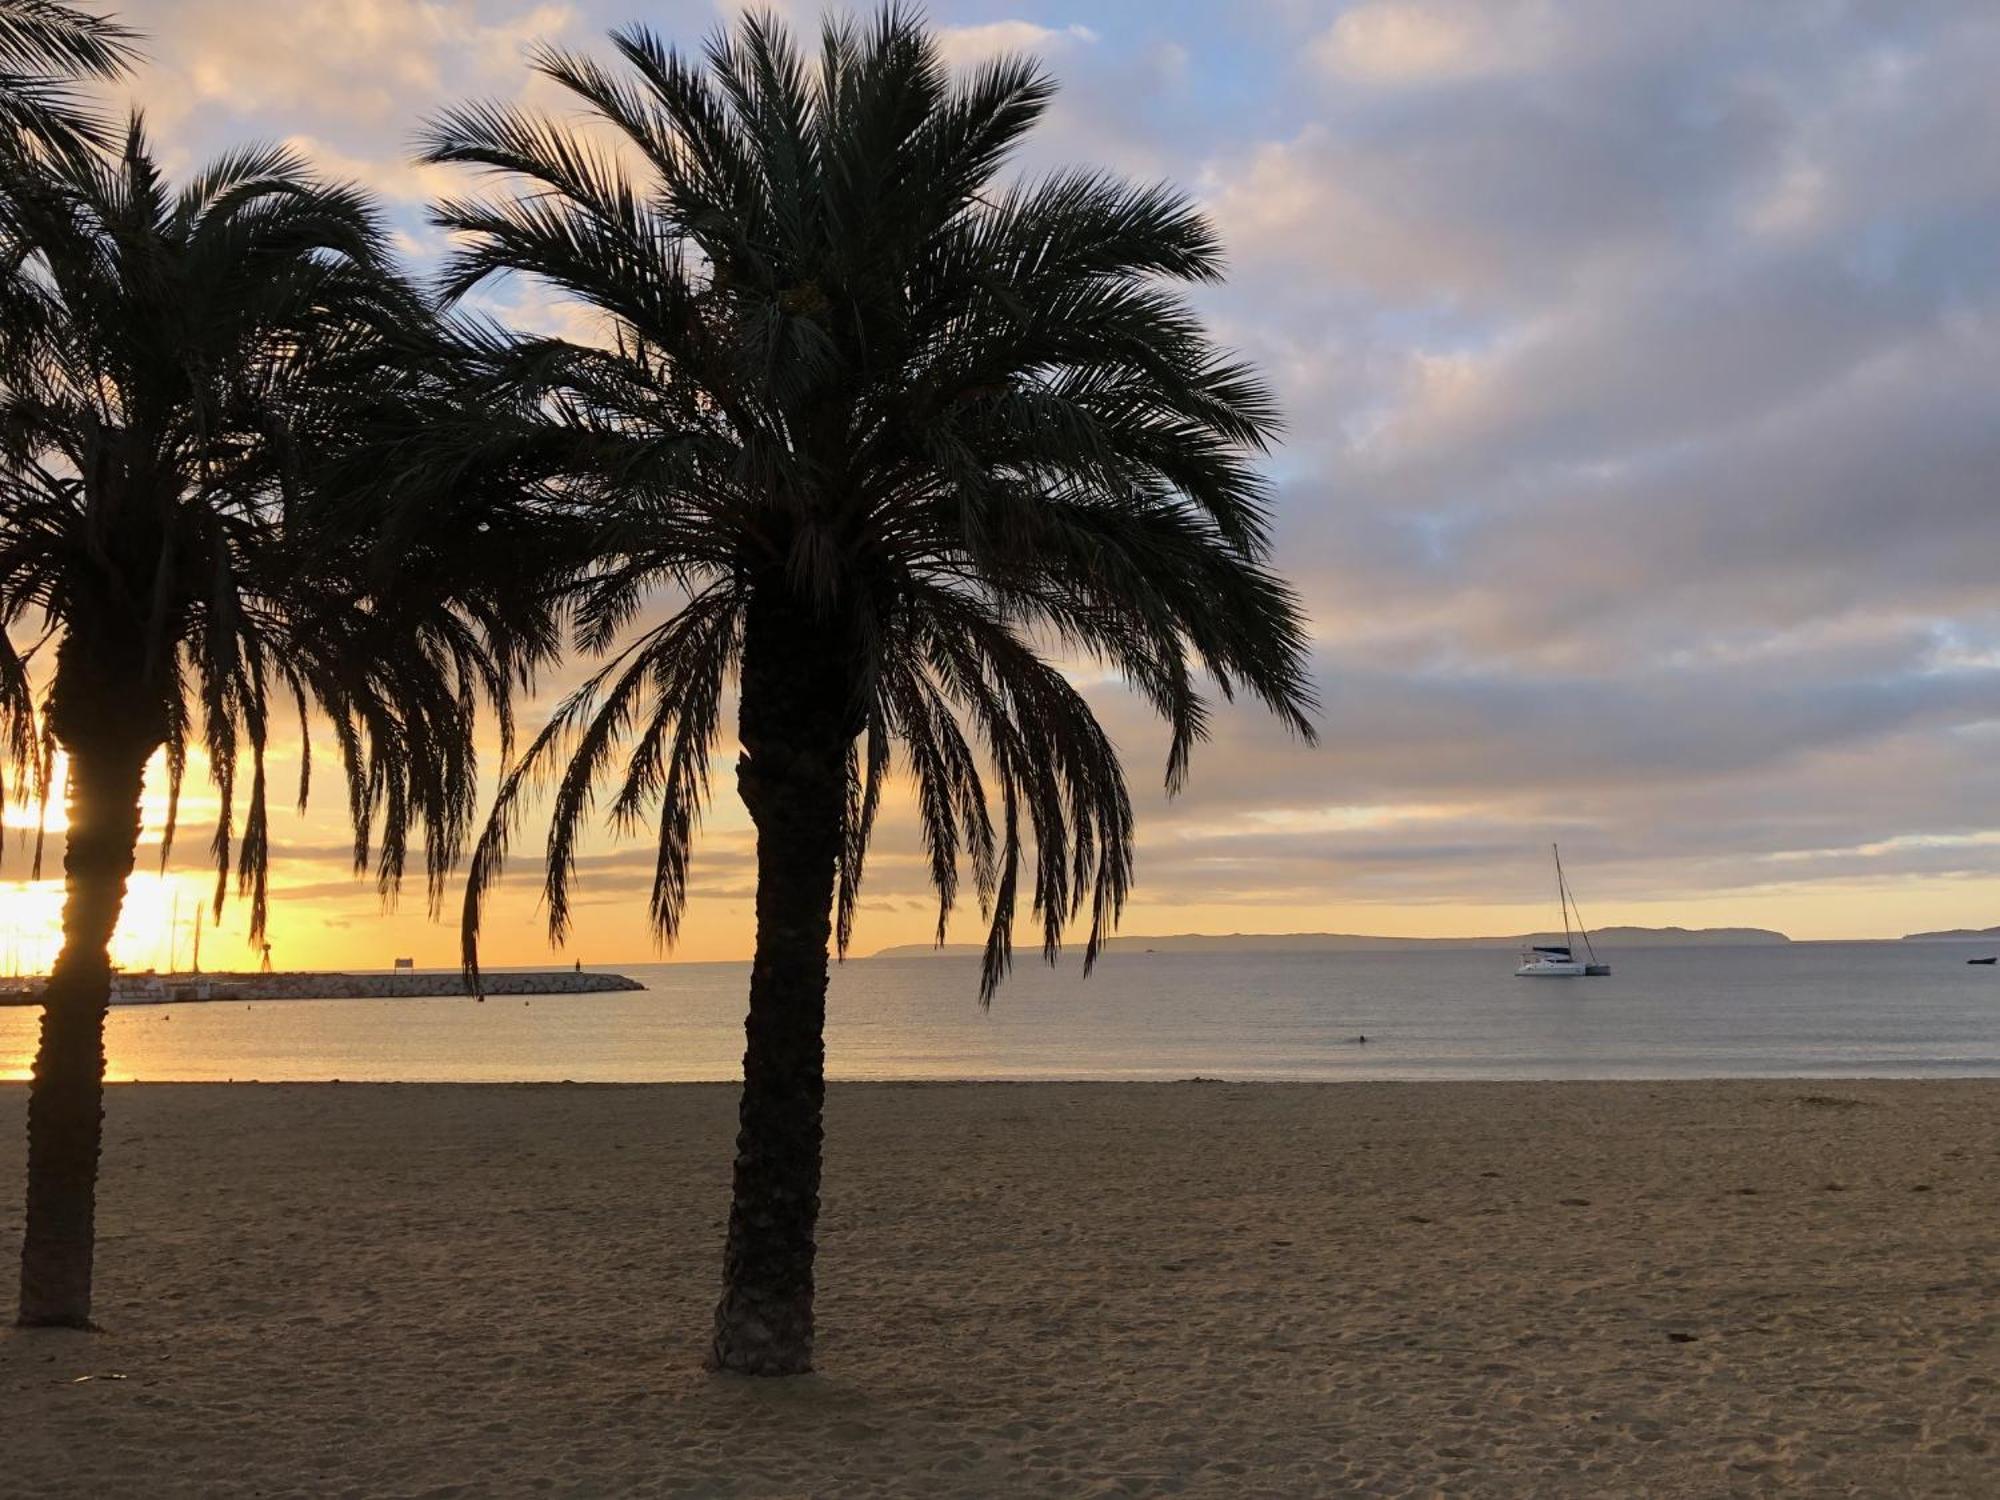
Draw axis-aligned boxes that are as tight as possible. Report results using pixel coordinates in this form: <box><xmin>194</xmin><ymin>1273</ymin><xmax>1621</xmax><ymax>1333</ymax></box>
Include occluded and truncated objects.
<box><xmin>1516</xmin><ymin>844</ymin><xmax>1611</xmax><ymax>977</ymax></box>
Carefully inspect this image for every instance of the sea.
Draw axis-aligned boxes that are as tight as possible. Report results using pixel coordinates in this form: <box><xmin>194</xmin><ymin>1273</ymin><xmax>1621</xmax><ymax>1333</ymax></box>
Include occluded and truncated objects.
<box><xmin>3</xmin><ymin>941</ymin><xmax>1999</xmax><ymax>1084</ymax></box>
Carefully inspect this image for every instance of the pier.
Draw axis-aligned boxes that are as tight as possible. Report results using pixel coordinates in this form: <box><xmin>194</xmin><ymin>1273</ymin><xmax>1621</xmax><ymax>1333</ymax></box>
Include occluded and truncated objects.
<box><xmin>0</xmin><ymin>969</ymin><xmax>645</xmax><ymax>1007</ymax></box>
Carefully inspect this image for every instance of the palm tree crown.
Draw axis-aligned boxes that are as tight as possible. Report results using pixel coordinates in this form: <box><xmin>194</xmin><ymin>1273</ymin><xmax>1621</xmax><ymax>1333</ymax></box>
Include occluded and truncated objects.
<box><xmin>0</xmin><ymin>119</ymin><xmax>521</xmax><ymax>940</ymax></box>
<box><xmin>430</xmin><ymin>7</ymin><xmax>1316</xmax><ymax>995</ymax></box>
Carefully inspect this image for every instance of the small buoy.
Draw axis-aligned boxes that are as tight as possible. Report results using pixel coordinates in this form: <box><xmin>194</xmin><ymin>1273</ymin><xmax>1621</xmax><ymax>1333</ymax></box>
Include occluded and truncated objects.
<box><xmin>1357</xmin><ymin>1035</ymin><xmax>1367</xmax><ymax>1044</ymax></box>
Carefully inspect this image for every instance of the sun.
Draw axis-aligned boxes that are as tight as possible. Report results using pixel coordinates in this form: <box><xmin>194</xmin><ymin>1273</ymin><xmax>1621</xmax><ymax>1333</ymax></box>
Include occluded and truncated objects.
<box><xmin>0</xmin><ymin>745</ymin><xmax>232</xmax><ymax>976</ymax></box>
<box><xmin>0</xmin><ymin>870</ymin><xmax>215</xmax><ymax>977</ymax></box>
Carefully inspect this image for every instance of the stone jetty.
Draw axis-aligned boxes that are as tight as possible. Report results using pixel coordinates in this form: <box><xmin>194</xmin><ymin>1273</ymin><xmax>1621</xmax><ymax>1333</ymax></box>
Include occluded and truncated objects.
<box><xmin>0</xmin><ymin>969</ymin><xmax>644</xmax><ymax>1007</ymax></box>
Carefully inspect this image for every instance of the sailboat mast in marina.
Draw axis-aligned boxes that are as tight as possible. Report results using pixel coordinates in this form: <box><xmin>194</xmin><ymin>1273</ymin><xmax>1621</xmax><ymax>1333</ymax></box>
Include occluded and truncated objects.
<box><xmin>1516</xmin><ymin>844</ymin><xmax>1612</xmax><ymax>977</ymax></box>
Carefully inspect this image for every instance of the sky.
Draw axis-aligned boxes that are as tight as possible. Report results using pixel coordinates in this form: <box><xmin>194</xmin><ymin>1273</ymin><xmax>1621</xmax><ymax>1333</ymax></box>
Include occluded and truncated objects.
<box><xmin>9</xmin><ymin>0</ymin><xmax>2000</xmax><ymax>971</ymax></box>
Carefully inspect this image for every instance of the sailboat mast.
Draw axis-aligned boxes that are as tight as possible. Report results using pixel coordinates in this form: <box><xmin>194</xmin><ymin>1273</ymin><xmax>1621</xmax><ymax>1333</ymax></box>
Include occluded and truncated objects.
<box><xmin>1553</xmin><ymin>843</ymin><xmax>1572</xmax><ymax>951</ymax></box>
<box><xmin>1554</xmin><ymin>844</ymin><xmax>1599</xmax><ymax>963</ymax></box>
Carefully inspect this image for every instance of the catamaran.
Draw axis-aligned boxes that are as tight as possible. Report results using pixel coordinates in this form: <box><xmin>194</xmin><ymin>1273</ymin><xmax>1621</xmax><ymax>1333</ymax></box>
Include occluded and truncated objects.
<box><xmin>1516</xmin><ymin>844</ymin><xmax>1611</xmax><ymax>977</ymax></box>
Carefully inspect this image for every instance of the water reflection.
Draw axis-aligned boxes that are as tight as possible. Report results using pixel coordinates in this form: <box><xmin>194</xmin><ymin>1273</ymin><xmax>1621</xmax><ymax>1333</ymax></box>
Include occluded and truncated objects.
<box><xmin>0</xmin><ymin>945</ymin><xmax>1995</xmax><ymax>1083</ymax></box>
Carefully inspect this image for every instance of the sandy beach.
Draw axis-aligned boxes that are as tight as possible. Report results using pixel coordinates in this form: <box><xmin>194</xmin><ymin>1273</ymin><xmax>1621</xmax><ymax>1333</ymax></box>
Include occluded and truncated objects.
<box><xmin>0</xmin><ymin>1080</ymin><xmax>1994</xmax><ymax>1496</ymax></box>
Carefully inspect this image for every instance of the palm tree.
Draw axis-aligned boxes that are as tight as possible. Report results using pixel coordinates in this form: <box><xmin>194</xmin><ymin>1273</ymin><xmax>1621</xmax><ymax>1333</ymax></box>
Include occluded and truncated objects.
<box><xmin>0</xmin><ymin>1</ymin><xmax>140</xmax><ymax>156</ymax></box>
<box><xmin>0</xmin><ymin>121</ymin><xmax>543</xmax><ymax>1327</ymax></box>
<box><xmin>428</xmin><ymin>6</ymin><xmax>1315</xmax><ymax>1375</ymax></box>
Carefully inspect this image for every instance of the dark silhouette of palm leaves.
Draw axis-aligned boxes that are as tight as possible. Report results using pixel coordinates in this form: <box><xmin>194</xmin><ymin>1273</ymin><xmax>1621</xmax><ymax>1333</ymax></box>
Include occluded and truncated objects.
<box><xmin>0</xmin><ymin>1</ymin><xmax>139</xmax><ymax>156</ymax></box>
<box><xmin>429</xmin><ymin>6</ymin><xmax>1316</xmax><ymax>997</ymax></box>
<box><xmin>0</xmin><ymin>119</ymin><xmax>535</xmax><ymax>939</ymax></box>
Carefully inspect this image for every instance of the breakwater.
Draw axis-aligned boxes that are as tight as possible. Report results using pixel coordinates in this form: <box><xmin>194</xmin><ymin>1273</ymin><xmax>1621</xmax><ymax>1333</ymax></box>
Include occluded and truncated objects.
<box><xmin>0</xmin><ymin>970</ymin><xmax>644</xmax><ymax>1007</ymax></box>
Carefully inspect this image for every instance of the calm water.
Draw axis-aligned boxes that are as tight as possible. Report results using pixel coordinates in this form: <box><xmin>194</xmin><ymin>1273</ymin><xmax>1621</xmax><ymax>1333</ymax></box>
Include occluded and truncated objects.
<box><xmin>3</xmin><ymin>942</ymin><xmax>1998</xmax><ymax>1083</ymax></box>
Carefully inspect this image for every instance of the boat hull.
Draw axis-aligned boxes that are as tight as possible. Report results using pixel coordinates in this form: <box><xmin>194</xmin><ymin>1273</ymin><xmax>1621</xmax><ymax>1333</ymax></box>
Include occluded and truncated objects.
<box><xmin>1516</xmin><ymin>961</ymin><xmax>1586</xmax><ymax>977</ymax></box>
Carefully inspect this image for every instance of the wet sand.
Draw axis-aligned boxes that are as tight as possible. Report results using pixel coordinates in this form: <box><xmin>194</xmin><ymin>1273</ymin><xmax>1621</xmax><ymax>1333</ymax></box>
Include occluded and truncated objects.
<box><xmin>1</xmin><ymin>1080</ymin><xmax>1995</xmax><ymax>1496</ymax></box>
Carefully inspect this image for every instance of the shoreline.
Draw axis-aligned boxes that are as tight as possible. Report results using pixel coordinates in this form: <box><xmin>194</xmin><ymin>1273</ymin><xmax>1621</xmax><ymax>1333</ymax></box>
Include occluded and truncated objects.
<box><xmin>3</xmin><ymin>1079</ymin><xmax>1995</xmax><ymax>1496</ymax></box>
<box><xmin>0</xmin><ymin>1072</ymin><xmax>1983</xmax><ymax>1086</ymax></box>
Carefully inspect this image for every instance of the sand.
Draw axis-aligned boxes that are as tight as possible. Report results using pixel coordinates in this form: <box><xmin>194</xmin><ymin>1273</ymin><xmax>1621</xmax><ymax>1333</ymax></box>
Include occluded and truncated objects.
<box><xmin>0</xmin><ymin>1080</ymin><xmax>1994</xmax><ymax>1497</ymax></box>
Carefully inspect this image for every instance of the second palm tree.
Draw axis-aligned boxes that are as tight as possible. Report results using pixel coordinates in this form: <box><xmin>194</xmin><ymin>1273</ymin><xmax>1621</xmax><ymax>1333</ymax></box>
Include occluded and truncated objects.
<box><xmin>0</xmin><ymin>124</ymin><xmax>541</xmax><ymax>1327</ymax></box>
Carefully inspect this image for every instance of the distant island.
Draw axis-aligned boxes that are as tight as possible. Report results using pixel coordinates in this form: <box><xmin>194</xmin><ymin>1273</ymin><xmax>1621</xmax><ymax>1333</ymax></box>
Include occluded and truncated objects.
<box><xmin>870</xmin><ymin>926</ymin><xmax>1791</xmax><ymax>958</ymax></box>
<box><xmin>1901</xmin><ymin>926</ymin><xmax>2000</xmax><ymax>942</ymax></box>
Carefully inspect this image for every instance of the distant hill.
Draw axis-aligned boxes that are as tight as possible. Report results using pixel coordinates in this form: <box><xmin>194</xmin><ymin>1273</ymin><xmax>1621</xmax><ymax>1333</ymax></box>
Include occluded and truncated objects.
<box><xmin>1901</xmin><ymin>926</ymin><xmax>2000</xmax><ymax>942</ymax></box>
<box><xmin>869</xmin><ymin>926</ymin><xmax>1790</xmax><ymax>958</ymax></box>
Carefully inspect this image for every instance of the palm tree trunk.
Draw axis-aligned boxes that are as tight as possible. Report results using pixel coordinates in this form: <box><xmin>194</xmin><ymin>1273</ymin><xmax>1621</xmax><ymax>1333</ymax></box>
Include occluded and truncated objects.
<box><xmin>17</xmin><ymin>698</ymin><xmax>154</xmax><ymax>1329</ymax></box>
<box><xmin>708</xmin><ymin>588</ymin><xmax>853</xmax><ymax>1375</ymax></box>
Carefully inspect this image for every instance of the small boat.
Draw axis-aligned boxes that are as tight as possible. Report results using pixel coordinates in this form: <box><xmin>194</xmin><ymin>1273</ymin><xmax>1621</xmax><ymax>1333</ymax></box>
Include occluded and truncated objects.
<box><xmin>1968</xmin><ymin>956</ymin><xmax>1997</xmax><ymax>966</ymax></box>
<box><xmin>1516</xmin><ymin>844</ymin><xmax>1611</xmax><ymax>977</ymax></box>
<box><xmin>1517</xmin><ymin>944</ymin><xmax>1585</xmax><ymax>977</ymax></box>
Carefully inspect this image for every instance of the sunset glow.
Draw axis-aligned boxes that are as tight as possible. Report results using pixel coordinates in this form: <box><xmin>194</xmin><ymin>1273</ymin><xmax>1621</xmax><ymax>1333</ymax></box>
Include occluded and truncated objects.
<box><xmin>5</xmin><ymin>0</ymin><xmax>2000</xmax><ymax>971</ymax></box>
<box><xmin>0</xmin><ymin>870</ymin><xmax>220</xmax><ymax>978</ymax></box>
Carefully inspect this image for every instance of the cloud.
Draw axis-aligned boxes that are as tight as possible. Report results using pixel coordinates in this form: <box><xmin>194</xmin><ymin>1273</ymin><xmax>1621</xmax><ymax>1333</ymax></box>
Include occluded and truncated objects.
<box><xmin>62</xmin><ymin>0</ymin><xmax>2000</xmax><ymax>947</ymax></box>
<box><xmin>276</xmin><ymin>134</ymin><xmax>461</xmax><ymax>206</ymax></box>
<box><xmin>144</xmin><ymin>2</ymin><xmax>575</xmax><ymax>130</ymax></box>
<box><xmin>117</xmin><ymin>1</ymin><xmax>580</xmax><ymax>211</ymax></box>
<box><xmin>935</xmin><ymin>22</ymin><xmax>1097</xmax><ymax>70</ymax></box>
<box><xmin>1093</xmin><ymin>6</ymin><xmax>2000</xmax><ymax>924</ymax></box>
<box><xmin>1311</xmin><ymin>1</ymin><xmax>1552</xmax><ymax>84</ymax></box>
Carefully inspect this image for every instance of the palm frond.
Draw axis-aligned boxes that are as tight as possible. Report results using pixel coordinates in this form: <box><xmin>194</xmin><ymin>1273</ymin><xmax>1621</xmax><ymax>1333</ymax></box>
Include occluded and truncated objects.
<box><xmin>0</xmin><ymin>0</ymin><xmax>141</xmax><ymax>154</ymax></box>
